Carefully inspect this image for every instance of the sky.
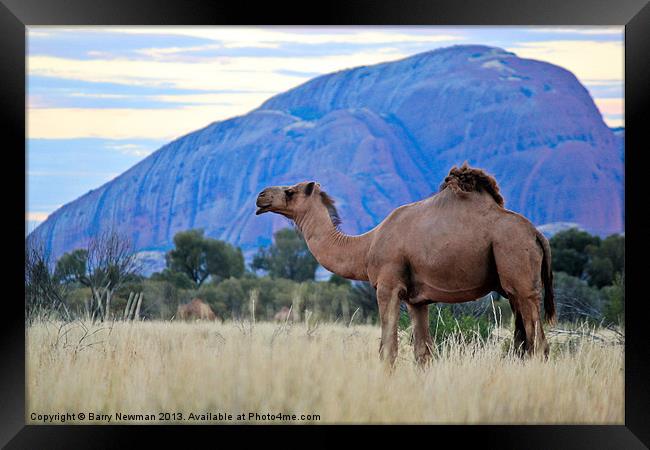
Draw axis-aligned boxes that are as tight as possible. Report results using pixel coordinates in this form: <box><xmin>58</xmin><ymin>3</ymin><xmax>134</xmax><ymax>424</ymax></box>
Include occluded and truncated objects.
<box><xmin>26</xmin><ymin>26</ymin><xmax>624</xmax><ymax>233</ymax></box>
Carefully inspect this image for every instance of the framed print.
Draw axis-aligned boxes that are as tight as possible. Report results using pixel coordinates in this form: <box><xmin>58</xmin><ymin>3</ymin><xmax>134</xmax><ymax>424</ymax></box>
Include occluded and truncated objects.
<box><xmin>4</xmin><ymin>0</ymin><xmax>650</xmax><ymax>447</ymax></box>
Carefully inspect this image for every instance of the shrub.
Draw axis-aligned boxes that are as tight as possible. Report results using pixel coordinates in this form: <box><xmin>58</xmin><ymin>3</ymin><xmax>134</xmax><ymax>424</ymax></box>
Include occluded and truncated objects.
<box><xmin>138</xmin><ymin>279</ymin><xmax>182</xmax><ymax>320</ymax></box>
<box><xmin>66</xmin><ymin>286</ymin><xmax>92</xmax><ymax>316</ymax></box>
<box><xmin>602</xmin><ymin>273</ymin><xmax>624</xmax><ymax>325</ymax></box>
<box><xmin>550</xmin><ymin>228</ymin><xmax>600</xmax><ymax>277</ymax></box>
<box><xmin>553</xmin><ymin>272</ymin><xmax>603</xmax><ymax>323</ymax></box>
<box><xmin>429</xmin><ymin>306</ymin><xmax>493</xmax><ymax>346</ymax></box>
<box><xmin>398</xmin><ymin>294</ymin><xmax>501</xmax><ymax>347</ymax></box>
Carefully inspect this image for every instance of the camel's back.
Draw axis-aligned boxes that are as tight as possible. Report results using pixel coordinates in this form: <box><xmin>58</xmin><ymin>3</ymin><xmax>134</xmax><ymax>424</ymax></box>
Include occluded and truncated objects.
<box><xmin>373</xmin><ymin>188</ymin><xmax>502</xmax><ymax>244</ymax></box>
<box><xmin>365</xmin><ymin>164</ymin><xmax>544</xmax><ymax>300</ymax></box>
<box><xmin>367</xmin><ymin>188</ymin><xmax>516</xmax><ymax>298</ymax></box>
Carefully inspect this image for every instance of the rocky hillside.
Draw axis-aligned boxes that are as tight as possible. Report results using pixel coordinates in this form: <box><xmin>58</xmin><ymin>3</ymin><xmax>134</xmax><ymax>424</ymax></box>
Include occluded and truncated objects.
<box><xmin>29</xmin><ymin>45</ymin><xmax>624</xmax><ymax>261</ymax></box>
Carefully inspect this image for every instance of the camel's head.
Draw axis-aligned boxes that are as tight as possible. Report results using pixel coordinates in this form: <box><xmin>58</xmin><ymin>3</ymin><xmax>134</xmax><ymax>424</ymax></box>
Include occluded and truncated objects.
<box><xmin>255</xmin><ymin>181</ymin><xmax>323</xmax><ymax>219</ymax></box>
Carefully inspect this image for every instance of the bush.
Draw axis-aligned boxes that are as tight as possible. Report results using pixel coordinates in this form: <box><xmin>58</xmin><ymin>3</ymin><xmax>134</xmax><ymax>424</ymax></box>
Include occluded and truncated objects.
<box><xmin>429</xmin><ymin>306</ymin><xmax>493</xmax><ymax>346</ymax></box>
<box><xmin>150</xmin><ymin>269</ymin><xmax>195</xmax><ymax>290</ymax></box>
<box><xmin>553</xmin><ymin>272</ymin><xmax>603</xmax><ymax>323</ymax></box>
<box><xmin>550</xmin><ymin>228</ymin><xmax>600</xmax><ymax>277</ymax></box>
<box><xmin>350</xmin><ymin>281</ymin><xmax>378</xmax><ymax>323</ymax></box>
<box><xmin>302</xmin><ymin>281</ymin><xmax>355</xmax><ymax>322</ymax></box>
<box><xmin>137</xmin><ymin>279</ymin><xmax>182</xmax><ymax>320</ymax></box>
<box><xmin>549</xmin><ymin>228</ymin><xmax>624</xmax><ymax>289</ymax></box>
<box><xmin>398</xmin><ymin>294</ymin><xmax>502</xmax><ymax>347</ymax></box>
<box><xmin>602</xmin><ymin>274</ymin><xmax>624</xmax><ymax>325</ymax></box>
<box><xmin>182</xmin><ymin>275</ymin><xmax>365</xmax><ymax>323</ymax></box>
<box><xmin>212</xmin><ymin>277</ymin><xmax>247</xmax><ymax>318</ymax></box>
<box><xmin>251</xmin><ymin>228</ymin><xmax>318</xmax><ymax>281</ymax></box>
<box><xmin>66</xmin><ymin>286</ymin><xmax>92</xmax><ymax>316</ymax></box>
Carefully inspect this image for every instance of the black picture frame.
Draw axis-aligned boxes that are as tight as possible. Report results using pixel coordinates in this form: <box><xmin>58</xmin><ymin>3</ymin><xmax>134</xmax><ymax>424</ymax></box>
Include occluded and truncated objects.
<box><xmin>3</xmin><ymin>0</ymin><xmax>649</xmax><ymax>447</ymax></box>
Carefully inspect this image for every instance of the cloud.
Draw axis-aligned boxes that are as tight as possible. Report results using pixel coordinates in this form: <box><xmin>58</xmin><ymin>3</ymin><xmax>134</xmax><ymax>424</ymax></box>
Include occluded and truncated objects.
<box><xmin>507</xmin><ymin>40</ymin><xmax>623</xmax><ymax>82</ymax></box>
<box><xmin>28</xmin><ymin>89</ymin><xmax>270</xmax><ymax>110</ymax></box>
<box><xmin>28</xmin><ymin>170</ymin><xmax>120</xmax><ymax>178</ymax></box>
<box><xmin>68</xmin><ymin>92</ymin><xmax>130</xmax><ymax>99</ymax></box>
<box><xmin>26</xmin><ymin>47</ymin><xmax>421</xmax><ymax>139</ymax></box>
<box><xmin>593</xmin><ymin>98</ymin><xmax>624</xmax><ymax>126</ymax></box>
<box><xmin>602</xmin><ymin>116</ymin><xmax>623</xmax><ymax>127</ymax></box>
<box><xmin>26</xmin><ymin>211</ymin><xmax>50</xmax><ymax>222</ymax></box>
<box><xmin>28</xmin><ymin>55</ymin><xmax>302</xmax><ymax>92</ymax></box>
<box><xmin>525</xmin><ymin>27</ymin><xmax>623</xmax><ymax>35</ymax></box>
<box><xmin>104</xmin><ymin>143</ymin><xmax>155</xmax><ymax>157</ymax></box>
<box><xmin>593</xmin><ymin>98</ymin><xmax>624</xmax><ymax>117</ymax></box>
<box><xmin>104</xmin><ymin>26</ymin><xmax>459</xmax><ymax>47</ymax></box>
<box><xmin>27</xmin><ymin>28</ymin><xmax>623</xmax><ymax>140</ymax></box>
<box><xmin>28</xmin><ymin>105</ymin><xmax>254</xmax><ymax>139</ymax></box>
<box><xmin>27</xmin><ymin>48</ymin><xmax>417</xmax><ymax>93</ymax></box>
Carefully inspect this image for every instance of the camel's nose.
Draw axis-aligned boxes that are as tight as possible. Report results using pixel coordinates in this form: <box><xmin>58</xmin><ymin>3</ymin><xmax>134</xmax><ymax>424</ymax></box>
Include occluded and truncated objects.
<box><xmin>256</xmin><ymin>189</ymin><xmax>269</xmax><ymax>205</ymax></box>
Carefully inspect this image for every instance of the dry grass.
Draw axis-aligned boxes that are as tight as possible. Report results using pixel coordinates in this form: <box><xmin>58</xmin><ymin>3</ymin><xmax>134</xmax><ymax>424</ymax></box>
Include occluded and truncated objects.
<box><xmin>26</xmin><ymin>319</ymin><xmax>624</xmax><ymax>424</ymax></box>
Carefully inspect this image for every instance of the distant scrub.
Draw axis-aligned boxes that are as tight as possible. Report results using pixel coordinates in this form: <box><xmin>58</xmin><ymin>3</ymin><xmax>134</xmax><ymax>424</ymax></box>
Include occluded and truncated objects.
<box><xmin>27</xmin><ymin>227</ymin><xmax>624</xmax><ymax>328</ymax></box>
<box><xmin>549</xmin><ymin>228</ymin><xmax>624</xmax><ymax>324</ymax></box>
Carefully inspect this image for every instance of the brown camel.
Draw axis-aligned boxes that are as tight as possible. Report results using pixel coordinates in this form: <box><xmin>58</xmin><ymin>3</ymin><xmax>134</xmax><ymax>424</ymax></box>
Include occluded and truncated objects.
<box><xmin>255</xmin><ymin>163</ymin><xmax>555</xmax><ymax>366</ymax></box>
<box><xmin>273</xmin><ymin>306</ymin><xmax>294</xmax><ymax>322</ymax></box>
<box><xmin>176</xmin><ymin>298</ymin><xmax>219</xmax><ymax>321</ymax></box>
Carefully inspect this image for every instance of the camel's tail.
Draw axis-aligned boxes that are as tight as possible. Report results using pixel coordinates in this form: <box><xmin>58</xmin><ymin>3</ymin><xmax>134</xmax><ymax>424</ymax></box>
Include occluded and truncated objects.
<box><xmin>535</xmin><ymin>230</ymin><xmax>556</xmax><ymax>325</ymax></box>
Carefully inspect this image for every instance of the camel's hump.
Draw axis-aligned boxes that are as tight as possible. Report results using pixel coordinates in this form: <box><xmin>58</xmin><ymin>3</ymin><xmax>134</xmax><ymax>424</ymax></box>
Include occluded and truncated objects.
<box><xmin>439</xmin><ymin>163</ymin><xmax>504</xmax><ymax>207</ymax></box>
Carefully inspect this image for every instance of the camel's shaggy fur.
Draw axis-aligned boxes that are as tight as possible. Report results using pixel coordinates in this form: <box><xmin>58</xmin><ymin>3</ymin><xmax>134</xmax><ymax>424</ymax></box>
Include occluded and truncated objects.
<box><xmin>439</xmin><ymin>162</ymin><xmax>504</xmax><ymax>207</ymax></box>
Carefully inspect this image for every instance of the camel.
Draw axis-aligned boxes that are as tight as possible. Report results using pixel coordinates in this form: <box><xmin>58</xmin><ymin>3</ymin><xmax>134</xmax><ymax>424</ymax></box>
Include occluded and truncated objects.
<box><xmin>176</xmin><ymin>298</ymin><xmax>219</xmax><ymax>321</ymax></box>
<box><xmin>255</xmin><ymin>163</ymin><xmax>555</xmax><ymax>366</ymax></box>
<box><xmin>273</xmin><ymin>306</ymin><xmax>294</xmax><ymax>322</ymax></box>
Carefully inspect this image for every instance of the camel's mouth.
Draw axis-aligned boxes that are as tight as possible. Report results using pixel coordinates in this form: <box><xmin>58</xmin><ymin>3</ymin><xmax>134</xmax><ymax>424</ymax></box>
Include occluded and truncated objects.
<box><xmin>255</xmin><ymin>205</ymin><xmax>272</xmax><ymax>215</ymax></box>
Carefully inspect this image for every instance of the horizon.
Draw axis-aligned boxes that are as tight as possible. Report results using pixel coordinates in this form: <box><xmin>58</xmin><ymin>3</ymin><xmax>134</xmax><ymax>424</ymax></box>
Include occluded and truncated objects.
<box><xmin>26</xmin><ymin>26</ymin><xmax>624</xmax><ymax>233</ymax></box>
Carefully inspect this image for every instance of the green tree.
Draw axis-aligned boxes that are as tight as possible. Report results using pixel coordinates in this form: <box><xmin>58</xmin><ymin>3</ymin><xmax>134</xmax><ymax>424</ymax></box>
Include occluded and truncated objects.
<box><xmin>251</xmin><ymin>228</ymin><xmax>319</xmax><ymax>281</ymax></box>
<box><xmin>585</xmin><ymin>256</ymin><xmax>615</xmax><ymax>288</ymax></box>
<box><xmin>54</xmin><ymin>249</ymin><xmax>88</xmax><ymax>284</ymax></box>
<box><xmin>25</xmin><ymin>239</ymin><xmax>70</xmax><ymax>320</ymax></box>
<box><xmin>598</xmin><ymin>234</ymin><xmax>625</xmax><ymax>274</ymax></box>
<box><xmin>165</xmin><ymin>229</ymin><xmax>244</xmax><ymax>287</ymax></box>
<box><xmin>550</xmin><ymin>228</ymin><xmax>601</xmax><ymax>277</ymax></box>
<box><xmin>150</xmin><ymin>268</ymin><xmax>195</xmax><ymax>290</ymax></box>
<box><xmin>214</xmin><ymin>277</ymin><xmax>247</xmax><ymax>318</ymax></box>
<box><xmin>602</xmin><ymin>273</ymin><xmax>624</xmax><ymax>325</ymax></box>
<box><xmin>585</xmin><ymin>234</ymin><xmax>624</xmax><ymax>288</ymax></box>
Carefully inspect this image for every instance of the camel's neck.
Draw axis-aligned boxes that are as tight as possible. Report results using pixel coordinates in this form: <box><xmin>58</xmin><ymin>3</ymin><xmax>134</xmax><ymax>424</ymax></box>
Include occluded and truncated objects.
<box><xmin>295</xmin><ymin>205</ymin><xmax>372</xmax><ymax>281</ymax></box>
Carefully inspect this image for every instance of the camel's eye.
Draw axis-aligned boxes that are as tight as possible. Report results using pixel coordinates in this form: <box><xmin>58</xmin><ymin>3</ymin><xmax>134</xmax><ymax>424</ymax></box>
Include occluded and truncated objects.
<box><xmin>285</xmin><ymin>189</ymin><xmax>295</xmax><ymax>199</ymax></box>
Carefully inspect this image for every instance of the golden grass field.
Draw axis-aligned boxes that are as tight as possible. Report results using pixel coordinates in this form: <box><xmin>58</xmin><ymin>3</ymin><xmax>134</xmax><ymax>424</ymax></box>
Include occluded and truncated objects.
<box><xmin>26</xmin><ymin>319</ymin><xmax>624</xmax><ymax>424</ymax></box>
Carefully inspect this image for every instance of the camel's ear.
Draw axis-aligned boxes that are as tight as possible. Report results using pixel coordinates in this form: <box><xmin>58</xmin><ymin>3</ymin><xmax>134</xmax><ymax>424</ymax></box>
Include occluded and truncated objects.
<box><xmin>304</xmin><ymin>181</ymin><xmax>316</xmax><ymax>196</ymax></box>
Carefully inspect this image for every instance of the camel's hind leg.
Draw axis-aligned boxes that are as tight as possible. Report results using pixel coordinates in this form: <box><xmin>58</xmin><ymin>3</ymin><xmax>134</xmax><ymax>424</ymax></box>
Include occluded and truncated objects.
<box><xmin>407</xmin><ymin>303</ymin><xmax>433</xmax><ymax>366</ymax></box>
<box><xmin>494</xmin><ymin>237</ymin><xmax>550</xmax><ymax>359</ymax></box>
<box><xmin>508</xmin><ymin>298</ymin><xmax>527</xmax><ymax>357</ymax></box>
<box><xmin>519</xmin><ymin>296</ymin><xmax>549</xmax><ymax>358</ymax></box>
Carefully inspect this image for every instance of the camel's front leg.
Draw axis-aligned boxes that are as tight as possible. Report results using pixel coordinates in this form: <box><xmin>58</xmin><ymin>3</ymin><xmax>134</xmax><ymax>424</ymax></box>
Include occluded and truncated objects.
<box><xmin>407</xmin><ymin>303</ymin><xmax>433</xmax><ymax>366</ymax></box>
<box><xmin>377</xmin><ymin>284</ymin><xmax>402</xmax><ymax>368</ymax></box>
